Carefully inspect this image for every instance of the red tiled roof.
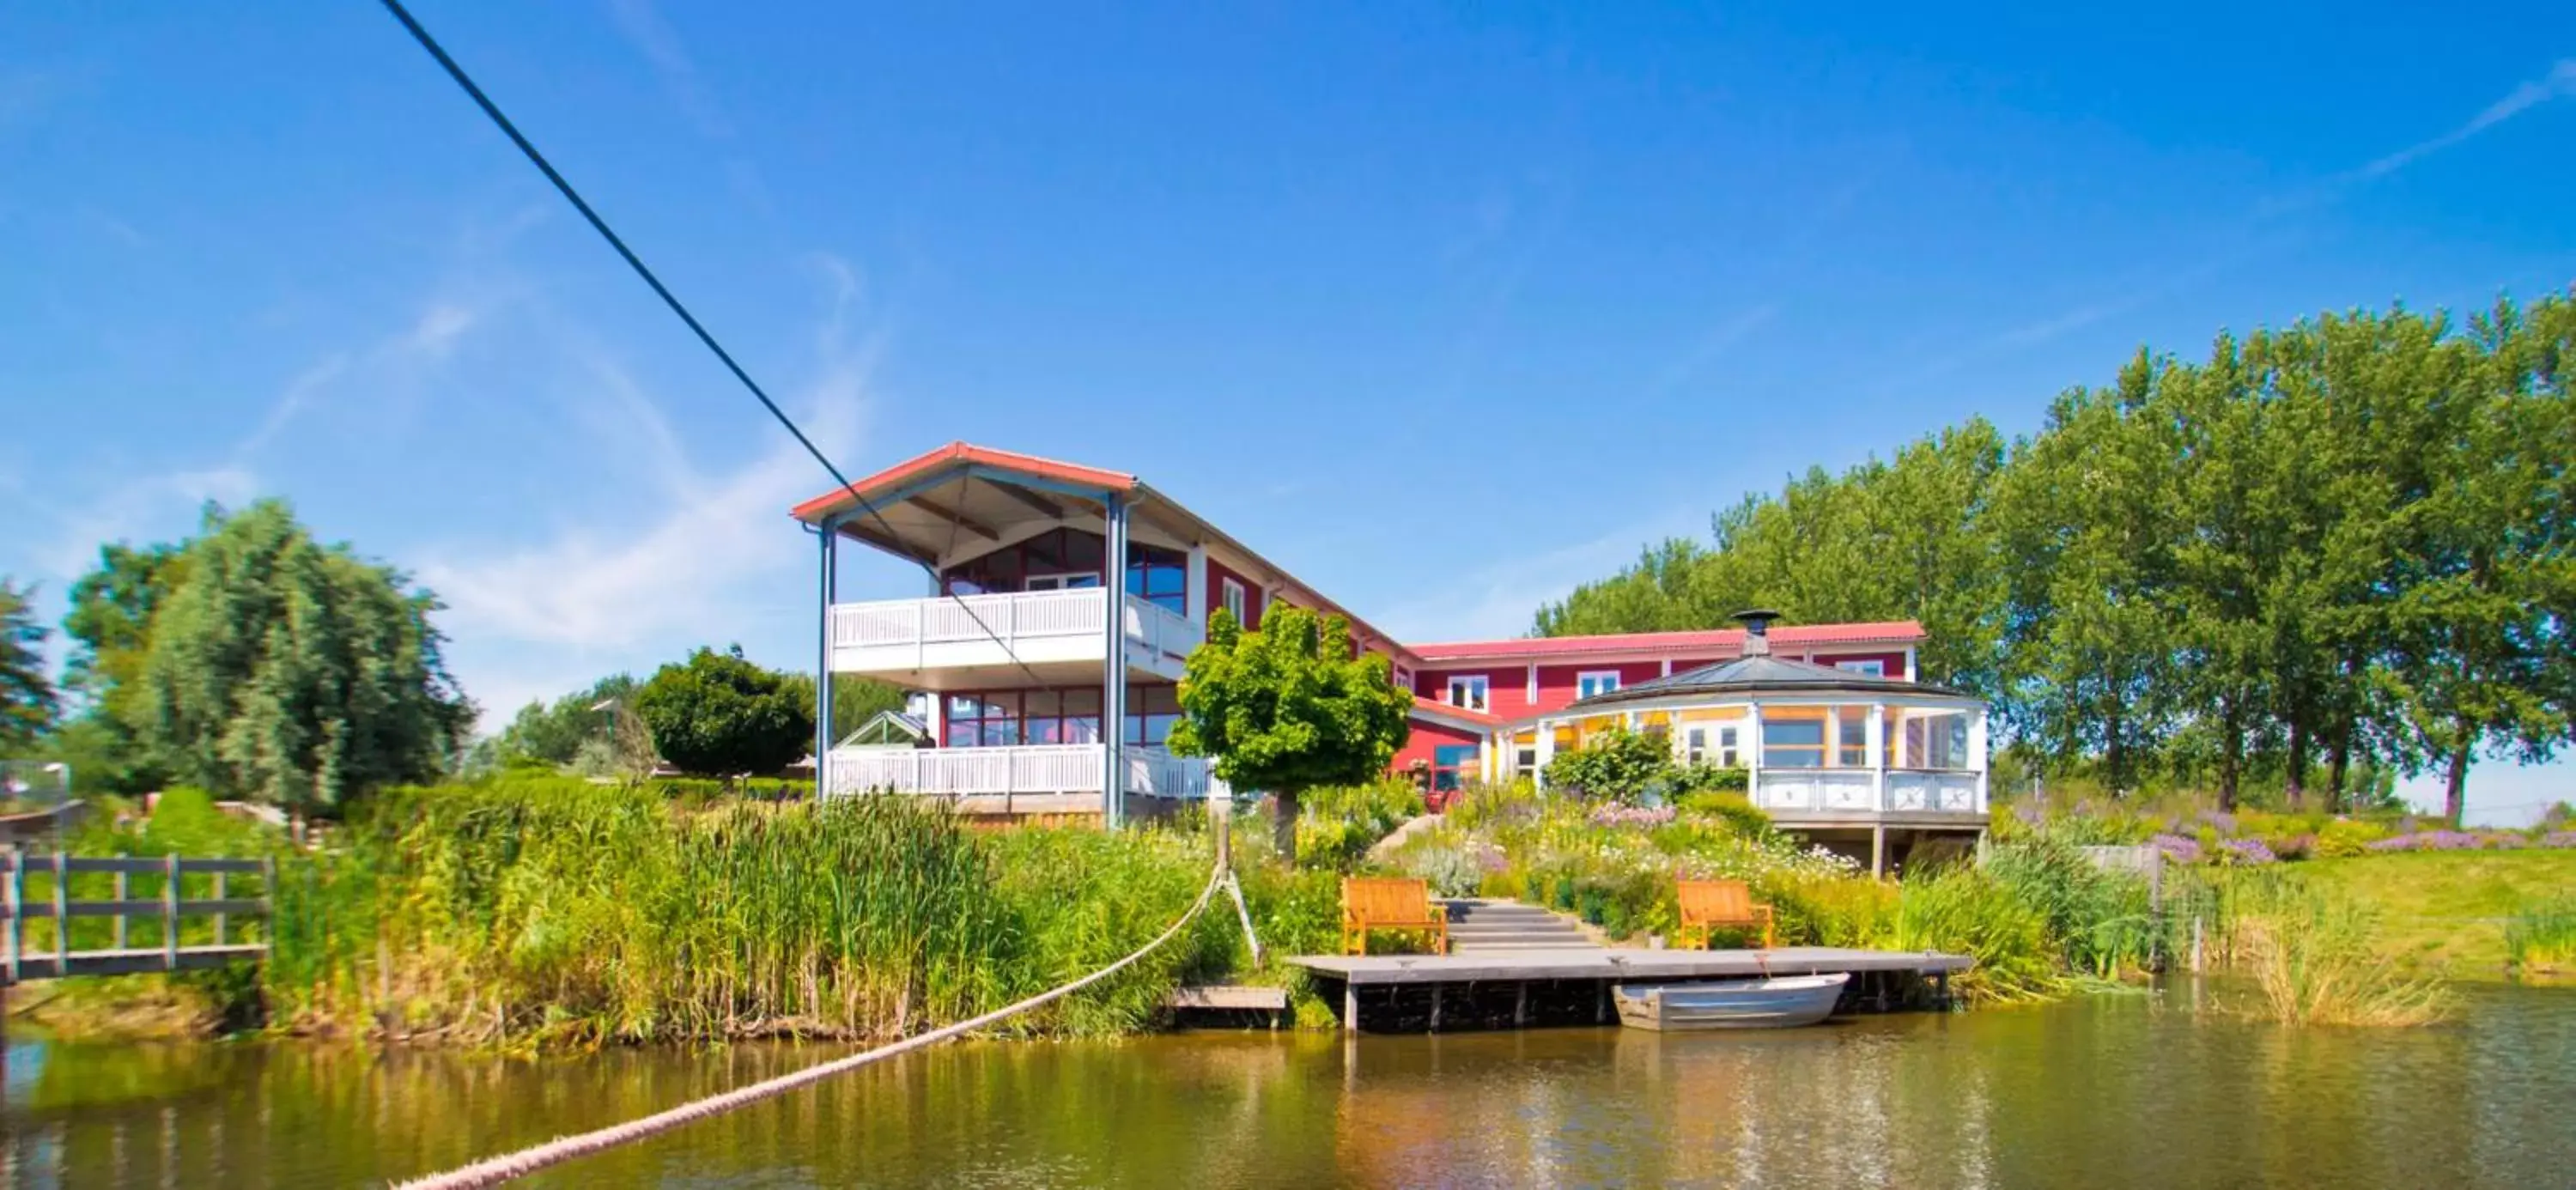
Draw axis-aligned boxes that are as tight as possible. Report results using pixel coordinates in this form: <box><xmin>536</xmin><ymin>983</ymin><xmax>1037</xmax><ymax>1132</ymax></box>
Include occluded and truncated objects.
<box><xmin>791</xmin><ymin>441</ymin><xmax>1138</xmax><ymax>521</ymax></box>
<box><xmin>1406</xmin><ymin>622</ymin><xmax>1924</xmax><ymax>661</ymax></box>
<box><xmin>1409</xmin><ymin>694</ymin><xmax>1501</xmax><ymax>727</ymax></box>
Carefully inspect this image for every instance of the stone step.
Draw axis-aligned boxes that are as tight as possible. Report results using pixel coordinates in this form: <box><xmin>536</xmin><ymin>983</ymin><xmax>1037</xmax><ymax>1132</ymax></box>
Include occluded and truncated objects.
<box><xmin>1449</xmin><ymin>930</ymin><xmax>1591</xmax><ymax>946</ymax></box>
<box><xmin>1451</xmin><ymin>939</ymin><xmax>1603</xmax><ymax>952</ymax></box>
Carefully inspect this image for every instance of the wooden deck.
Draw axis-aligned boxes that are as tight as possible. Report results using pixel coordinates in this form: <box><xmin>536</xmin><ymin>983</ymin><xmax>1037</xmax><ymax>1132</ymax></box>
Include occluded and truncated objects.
<box><xmin>1289</xmin><ymin>945</ymin><xmax>1970</xmax><ymax>986</ymax></box>
<box><xmin>1286</xmin><ymin>946</ymin><xmax>1971</xmax><ymax>1034</ymax></box>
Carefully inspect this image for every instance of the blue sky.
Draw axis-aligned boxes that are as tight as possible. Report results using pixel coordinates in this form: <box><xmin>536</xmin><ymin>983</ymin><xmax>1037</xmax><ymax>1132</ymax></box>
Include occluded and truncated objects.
<box><xmin>3</xmin><ymin>3</ymin><xmax>2571</xmax><ymax>820</ymax></box>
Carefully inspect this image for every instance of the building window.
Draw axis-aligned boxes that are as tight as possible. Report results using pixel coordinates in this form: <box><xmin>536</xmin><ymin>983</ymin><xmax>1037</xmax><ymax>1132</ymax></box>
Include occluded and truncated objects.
<box><xmin>1020</xmin><ymin>689</ymin><xmax>1103</xmax><ymax>745</ymax></box>
<box><xmin>1577</xmin><ymin>671</ymin><xmax>1622</xmax><ymax>699</ymax></box>
<box><xmin>1763</xmin><ymin>718</ymin><xmax>1826</xmax><ymax>768</ymax></box>
<box><xmin>1446</xmin><ymin>675</ymin><xmax>1490</xmax><ymax>712</ymax></box>
<box><xmin>1393</xmin><ymin>665</ymin><xmax>1413</xmax><ymax>690</ymax></box>
<box><xmin>1836</xmin><ymin>710</ymin><xmax>1869</xmax><ymax>767</ymax></box>
<box><xmin>1126</xmin><ymin>543</ymin><xmax>1188</xmax><ymax>615</ymax></box>
<box><xmin>1220</xmin><ymin>577</ymin><xmax>1246</xmax><ymax>624</ymax></box>
<box><xmin>1024</xmin><ymin>573</ymin><xmax>1101</xmax><ymax>592</ymax></box>
<box><xmin>1126</xmin><ymin>684</ymin><xmax>1183</xmax><ymax>748</ymax></box>
<box><xmin>1431</xmin><ymin>744</ymin><xmax>1477</xmax><ymax>792</ymax></box>
<box><xmin>1683</xmin><ymin>725</ymin><xmax>1743</xmax><ymax>768</ymax></box>
<box><xmin>1515</xmin><ymin>744</ymin><xmax>1538</xmax><ymax>774</ymax></box>
<box><xmin>1834</xmin><ymin>659</ymin><xmax>1886</xmax><ymax>677</ymax></box>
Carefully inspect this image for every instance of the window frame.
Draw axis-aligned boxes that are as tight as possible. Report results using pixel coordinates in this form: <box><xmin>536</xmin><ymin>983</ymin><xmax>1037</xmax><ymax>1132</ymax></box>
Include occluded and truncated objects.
<box><xmin>1576</xmin><ymin>670</ymin><xmax>1623</xmax><ymax>700</ymax></box>
<box><xmin>1833</xmin><ymin>659</ymin><xmax>1886</xmax><ymax>677</ymax></box>
<box><xmin>1445</xmin><ymin>674</ymin><xmax>1491</xmax><ymax>712</ymax></box>
<box><xmin>1220</xmin><ymin>577</ymin><xmax>1247</xmax><ymax>624</ymax></box>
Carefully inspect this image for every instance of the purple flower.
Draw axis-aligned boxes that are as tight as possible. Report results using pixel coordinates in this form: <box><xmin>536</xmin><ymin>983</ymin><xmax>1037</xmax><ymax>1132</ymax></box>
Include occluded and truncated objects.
<box><xmin>2014</xmin><ymin>801</ymin><xmax>2045</xmax><ymax>827</ymax></box>
<box><xmin>2366</xmin><ymin>830</ymin><xmax>2486</xmax><ymax>853</ymax></box>
<box><xmin>1590</xmin><ymin>804</ymin><xmax>1677</xmax><ymax>829</ymax></box>
<box><xmin>2151</xmin><ymin>833</ymin><xmax>2203</xmax><ymax>864</ymax></box>
<box><xmin>2540</xmin><ymin>831</ymin><xmax>2576</xmax><ymax>849</ymax></box>
<box><xmin>2199</xmin><ymin>810</ymin><xmax>2239</xmax><ymax>835</ymax></box>
<box><xmin>2220</xmin><ymin>837</ymin><xmax>2277</xmax><ymax>865</ymax></box>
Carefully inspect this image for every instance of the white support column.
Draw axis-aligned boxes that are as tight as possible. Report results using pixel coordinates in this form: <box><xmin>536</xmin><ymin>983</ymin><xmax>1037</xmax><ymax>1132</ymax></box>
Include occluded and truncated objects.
<box><xmin>1824</xmin><ymin>707</ymin><xmax>1841</xmax><ymax>768</ymax></box>
<box><xmin>1479</xmin><ymin>734</ymin><xmax>1495</xmax><ymax>785</ymax></box>
<box><xmin>1902</xmin><ymin>646</ymin><xmax>1918</xmax><ymax>682</ymax></box>
<box><xmin>1745</xmin><ymin>702</ymin><xmax>1765</xmax><ymax>803</ymax></box>
<box><xmin>1969</xmin><ymin>706</ymin><xmax>1990</xmax><ymax>813</ymax></box>
<box><xmin>1893</xmin><ymin>707</ymin><xmax>1910</xmax><ymax>768</ymax></box>
<box><xmin>926</xmin><ymin>690</ymin><xmax>945</xmax><ymax>750</ymax></box>
<box><xmin>1534</xmin><ymin>719</ymin><xmax>1557</xmax><ymax>790</ymax></box>
<box><xmin>1185</xmin><ymin>543</ymin><xmax>1208</xmax><ymax>625</ymax></box>
<box><xmin>1103</xmin><ymin>494</ymin><xmax>1130</xmax><ymax>828</ymax></box>
<box><xmin>1866</xmin><ymin>701</ymin><xmax>1886</xmax><ymax>811</ymax></box>
<box><xmin>1526</xmin><ymin>664</ymin><xmax>1538</xmax><ymax>707</ymax></box>
<box><xmin>815</xmin><ymin>518</ymin><xmax>837</xmax><ymax>797</ymax></box>
<box><xmin>1661</xmin><ymin>659</ymin><xmax>1674</xmax><ymax>677</ymax></box>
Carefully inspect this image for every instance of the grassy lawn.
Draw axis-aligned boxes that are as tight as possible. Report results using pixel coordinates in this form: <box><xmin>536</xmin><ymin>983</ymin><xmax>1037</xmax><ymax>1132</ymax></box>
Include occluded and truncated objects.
<box><xmin>2278</xmin><ymin>850</ymin><xmax>2576</xmax><ymax>978</ymax></box>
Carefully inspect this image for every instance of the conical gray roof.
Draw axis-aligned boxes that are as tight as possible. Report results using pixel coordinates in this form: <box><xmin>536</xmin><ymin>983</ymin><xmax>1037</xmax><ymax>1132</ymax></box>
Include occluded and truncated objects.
<box><xmin>1558</xmin><ymin>653</ymin><xmax>1966</xmax><ymax>713</ymax></box>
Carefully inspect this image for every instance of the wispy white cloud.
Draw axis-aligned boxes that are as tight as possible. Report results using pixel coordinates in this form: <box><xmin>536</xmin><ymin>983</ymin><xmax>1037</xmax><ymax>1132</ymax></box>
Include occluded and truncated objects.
<box><xmin>607</xmin><ymin>0</ymin><xmax>736</xmax><ymax>140</ymax></box>
<box><xmin>235</xmin><ymin>301</ymin><xmax>484</xmax><ymax>459</ymax></box>
<box><xmin>25</xmin><ymin>466</ymin><xmax>257</xmax><ymax>580</ymax></box>
<box><xmin>416</xmin><ymin>278</ymin><xmax>878</xmax><ymax>726</ymax></box>
<box><xmin>1645</xmin><ymin>304</ymin><xmax>1779</xmax><ymax>399</ymax></box>
<box><xmin>2350</xmin><ymin>58</ymin><xmax>2576</xmax><ymax>182</ymax></box>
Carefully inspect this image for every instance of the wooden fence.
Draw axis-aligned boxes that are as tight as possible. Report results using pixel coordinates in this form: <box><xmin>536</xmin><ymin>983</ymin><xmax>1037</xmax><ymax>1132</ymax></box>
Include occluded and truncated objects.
<box><xmin>1</xmin><ymin>852</ymin><xmax>272</xmax><ymax>984</ymax></box>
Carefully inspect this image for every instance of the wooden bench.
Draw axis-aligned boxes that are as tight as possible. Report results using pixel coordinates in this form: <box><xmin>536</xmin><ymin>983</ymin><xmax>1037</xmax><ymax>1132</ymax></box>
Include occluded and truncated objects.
<box><xmin>1340</xmin><ymin>877</ymin><xmax>1449</xmax><ymax>956</ymax></box>
<box><xmin>1674</xmin><ymin>878</ymin><xmax>1775</xmax><ymax>950</ymax></box>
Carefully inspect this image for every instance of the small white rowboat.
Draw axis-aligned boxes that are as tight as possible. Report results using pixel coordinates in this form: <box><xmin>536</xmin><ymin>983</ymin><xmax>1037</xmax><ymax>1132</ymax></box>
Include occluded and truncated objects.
<box><xmin>1613</xmin><ymin>972</ymin><xmax>1850</xmax><ymax>1031</ymax></box>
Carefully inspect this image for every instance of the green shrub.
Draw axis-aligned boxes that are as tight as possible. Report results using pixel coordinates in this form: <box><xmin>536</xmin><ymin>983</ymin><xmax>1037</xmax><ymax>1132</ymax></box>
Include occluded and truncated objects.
<box><xmin>1675</xmin><ymin>790</ymin><xmax>1771</xmax><ymax>839</ymax></box>
<box><xmin>2506</xmin><ymin>894</ymin><xmax>2576</xmax><ymax>974</ymax></box>
<box><xmin>1541</xmin><ymin>726</ymin><xmax>1674</xmax><ymax>803</ymax></box>
<box><xmin>2315</xmin><ymin>818</ymin><xmax>2391</xmax><ymax>859</ymax></box>
<box><xmin>1893</xmin><ymin>865</ymin><xmax>2064</xmax><ymax>1003</ymax></box>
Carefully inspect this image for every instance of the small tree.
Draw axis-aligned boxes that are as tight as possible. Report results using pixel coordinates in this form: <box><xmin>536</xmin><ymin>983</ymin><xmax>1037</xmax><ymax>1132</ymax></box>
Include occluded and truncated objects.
<box><xmin>635</xmin><ymin>646</ymin><xmax>814</xmax><ymax>778</ymax></box>
<box><xmin>1542</xmin><ymin>726</ymin><xmax>1677</xmax><ymax>803</ymax></box>
<box><xmin>0</xmin><ymin>578</ymin><xmax>58</xmax><ymax>750</ymax></box>
<box><xmin>1169</xmin><ymin>605</ymin><xmax>1413</xmax><ymax>861</ymax></box>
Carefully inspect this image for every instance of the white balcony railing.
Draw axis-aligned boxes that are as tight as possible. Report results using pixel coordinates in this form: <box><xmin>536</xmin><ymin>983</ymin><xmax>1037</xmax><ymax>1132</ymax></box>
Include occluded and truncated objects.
<box><xmin>827</xmin><ymin>589</ymin><xmax>1202</xmax><ymax>676</ymax></box>
<box><xmin>825</xmin><ymin>744</ymin><xmax>1222</xmax><ymax>802</ymax></box>
<box><xmin>1751</xmin><ymin>768</ymin><xmax>1984</xmax><ymax>817</ymax></box>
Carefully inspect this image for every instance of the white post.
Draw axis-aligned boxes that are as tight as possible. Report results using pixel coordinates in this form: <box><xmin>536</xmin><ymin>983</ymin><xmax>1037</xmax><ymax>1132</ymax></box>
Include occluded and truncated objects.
<box><xmin>1534</xmin><ymin>720</ymin><xmax>1557</xmax><ymax>790</ymax></box>
<box><xmin>1745</xmin><ymin>702</ymin><xmax>1765</xmax><ymax>803</ymax></box>
<box><xmin>1969</xmin><ymin>706</ymin><xmax>1990</xmax><ymax>813</ymax></box>
<box><xmin>1893</xmin><ymin>707</ymin><xmax>1910</xmax><ymax>768</ymax></box>
<box><xmin>1185</xmin><ymin>543</ymin><xmax>1207</xmax><ymax>625</ymax></box>
<box><xmin>1526</xmin><ymin>664</ymin><xmax>1538</xmax><ymax>706</ymax></box>
<box><xmin>1867</xmin><ymin>702</ymin><xmax>1886</xmax><ymax>811</ymax></box>
<box><xmin>815</xmin><ymin>516</ymin><xmax>837</xmax><ymax>798</ymax></box>
<box><xmin>1824</xmin><ymin>707</ymin><xmax>1841</xmax><ymax>768</ymax></box>
<box><xmin>1103</xmin><ymin>495</ymin><xmax>1130</xmax><ymax>828</ymax></box>
<box><xmin>1479</xmin><ymin>734</ymin><xmax>1495</xmax><ymax>785</ymax></box>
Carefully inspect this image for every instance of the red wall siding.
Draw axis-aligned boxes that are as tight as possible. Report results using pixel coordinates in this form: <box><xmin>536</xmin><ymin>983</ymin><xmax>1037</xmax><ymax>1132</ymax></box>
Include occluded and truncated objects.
<box><xmin>1416</xmin><ymin>665</ymin><xmax>1534</xmax><ymax>718</ymax></box>
<box><xmin>1803</xmin><ymin>650</ymin><xmax>1910</xmax><ymax>679</ymax></box>
<box><xmin>1392</xmin><ymin>715</ymin><xmax>1480</xmax><ymax>774</ymax></box>
<box><xmin>1206</xmin><ymin>558</ymin><xmax>1263</xmax><ymax>628</ymax></box>
<box><xmin>1533</xmin><ymin>661</ymin><xmax>1667</xmax><ymax>713</ymax></box>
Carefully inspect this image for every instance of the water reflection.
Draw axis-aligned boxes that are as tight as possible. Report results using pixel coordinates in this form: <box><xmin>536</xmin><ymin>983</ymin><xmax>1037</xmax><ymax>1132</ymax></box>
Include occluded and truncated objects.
<box><xmin>5</xmin><ymin>984</ymin><xmax>2572</xmax><ymax>1187</ymax></box>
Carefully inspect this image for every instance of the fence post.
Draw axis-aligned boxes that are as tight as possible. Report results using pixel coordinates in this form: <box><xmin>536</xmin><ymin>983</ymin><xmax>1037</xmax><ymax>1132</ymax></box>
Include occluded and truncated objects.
<box><xmin>263</xmin><ymin>856</ymin><xmax>276</xmax><ymax>955</ymax></box>
<box><xmin>162</xmin><ymin>853</ymin><xmax>180</xmax><ymax>971</ymax></box>
<box><xmin>52</xmin><ymin>852</ymin><xmax>68</xmax><ymax>973</ymax></box>
<box><xmin>2190</xmin><ymin>914</ymin><xmax>2205</xmax><ymax>974</ymax></box>
<box><xmin>5</xmin><ymin>849</ymin><xmax>21</xmax><ymax>985</ymax></box>
<box><xmin>114</xmin><ymin>869</ymin><xmax>130</xmax><ymax>950</ymax></box>
<box><xmin>214</xmin><ymin>868</ymin><xmax>228</xmax><ymax>947</ymax></box>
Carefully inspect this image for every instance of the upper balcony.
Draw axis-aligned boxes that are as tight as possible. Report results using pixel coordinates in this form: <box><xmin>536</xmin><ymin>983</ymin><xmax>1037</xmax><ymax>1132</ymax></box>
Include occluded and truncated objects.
<box><xmin>828</xmin><ymin>588</ymin><xmax>1201</xmax><ymax>688</ymax></box>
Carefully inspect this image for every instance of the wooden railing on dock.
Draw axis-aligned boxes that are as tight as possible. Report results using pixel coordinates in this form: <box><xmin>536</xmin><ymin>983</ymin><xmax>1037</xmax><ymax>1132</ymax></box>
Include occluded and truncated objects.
<box><xmin>2</xmin><ymin>852</ymin><xmax>273</xmax><ymax>984</ymax></box>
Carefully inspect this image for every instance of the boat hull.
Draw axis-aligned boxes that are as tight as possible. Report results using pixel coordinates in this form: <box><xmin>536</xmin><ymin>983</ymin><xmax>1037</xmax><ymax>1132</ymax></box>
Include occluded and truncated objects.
<box><xmin>1613</xmin><ymin>972</ymin><xmax>1850</xmax><ymax>1030</ymax></box>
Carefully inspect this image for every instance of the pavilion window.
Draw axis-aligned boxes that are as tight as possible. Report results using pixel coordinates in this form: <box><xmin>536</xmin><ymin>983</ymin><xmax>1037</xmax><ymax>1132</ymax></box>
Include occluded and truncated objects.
<box><xmin>1904</xmin><ymin>710</ymin><xmax>1972</xmax><ymax>769</ymax></box>
<box><xmin>1762</xmin><ymin>717</ymin><xmax>1825</xmax><ymax>768</ymax></box>
<box><xmin>945</xmin><ymin>693</ymin><xmax>1022</xmax><ymax>748</ymax></box>
<box><xmin>1835</xmin><ymin>707</ymin><xmax>1869</xmax><ymax>768</ymax></box>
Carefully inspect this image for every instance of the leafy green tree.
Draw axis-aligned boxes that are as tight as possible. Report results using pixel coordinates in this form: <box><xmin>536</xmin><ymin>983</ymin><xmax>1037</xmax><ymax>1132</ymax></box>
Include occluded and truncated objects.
<box><xmin>137</xmin><ymin>501</ymin><xmax>474</xmax><ymax>815</ymax></box>
<box><xmin>635</xmin><ymin>646</ymin><xmax>814</xmax><ymax>777</ymax></box>
<box><xmin>480</xmin><ymin>674</ymin><xmax>641</xmax><ymax>771</ymax></box>
<box><xmin>778</xmin><ymin>672</ymin><xmax>910</xmax><ymax>744</ymax></box>
<box><xmin>53</xmin><ymin>543</ymin><xmax>188</xmax><ymax>790</ymax></box>
<box><xmin>0</xmin><ymin>578</ymin><xmax>58</xmax><ymax>750</ymax></box>
<box><xmin>1541</xmin><ymin>726</ymin><xmax>1674</xmax><ymax>803</ymax></box>
<box><xmin>1169</xmin><ymin>604</ymin><xmax>1413</xmax><ymax>860</ymax></box>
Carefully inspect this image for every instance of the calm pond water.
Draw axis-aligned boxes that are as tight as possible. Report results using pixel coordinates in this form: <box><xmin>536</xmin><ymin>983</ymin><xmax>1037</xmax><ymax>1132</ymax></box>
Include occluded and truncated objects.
<box><xmin>6</xmin><ymin>983</ymin><xmax>2572</xmax><ymax>1187</ymax></box>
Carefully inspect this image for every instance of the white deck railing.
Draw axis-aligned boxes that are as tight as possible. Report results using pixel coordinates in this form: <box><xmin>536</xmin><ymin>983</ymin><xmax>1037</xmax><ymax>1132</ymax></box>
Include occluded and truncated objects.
<box><xmin>827</xmin><ymin>589</ymin><xmax>1202</xmax><ymax>674</ymax></box>
<box><xmin>825</xmin><ymin>744</ymin><xmax>1220</xmax><ymax>800</ymax></box>
<box><xmin>1752</xmin><ymin>768</ymin><xmax>1984</xmax><ymax>816</ymax></box>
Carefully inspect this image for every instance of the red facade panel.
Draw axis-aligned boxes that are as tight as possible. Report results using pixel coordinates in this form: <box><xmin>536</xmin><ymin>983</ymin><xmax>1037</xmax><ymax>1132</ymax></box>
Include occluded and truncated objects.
<box><xmin>1415</xmin><ymin>665</ymin><xmax>1533</xmax><ymax>719</ymax></box>
<box><xmin>1206</xmin><ymin>558</ymin><xmax>1263</xmax><ymax>629</ymax></box>
<box><xmin>1392</xmin><ymin>715</ymin><xmax>1481</xmax><ymax>777</ymax></box>
<box><xmin>1532</xmin><ymin>660</ymin><xmax>1666</xmax><ymax>713</ymax></box>
<box><xmin>1802</xmin><ymin>650</ymin><xmax>1911</xmax><ymax>680</ymax></box>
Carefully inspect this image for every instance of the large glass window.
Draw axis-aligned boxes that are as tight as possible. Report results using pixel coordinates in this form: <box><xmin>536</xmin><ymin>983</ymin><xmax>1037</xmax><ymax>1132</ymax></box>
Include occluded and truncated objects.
<box><xmin>1127</xmin><ymin>683</ymin><xmax>1182</xmax><ymax>747</ymax></box>
<box><xmin>1763</xmin><ymin>718</ymin><xmax>1825</xmax><ymax>768</ymax></box>
<box><xmin>1020</xmin><ymin>689</ymin><xmax>1103</xmax><ymax>745</ymax></box>
<box><xmin>1904</xmin><ymin>710</ymin><xmax>1973</xmax><ymax>769</ymax></box>
<box><xmin>945</xmin><ymin>693</ymin><xmax>1021</xmax><ymax>748</ymax></box>
<box><xmin>1431</xmin><ymin>744</ymin><xmax>1478</xmax><ymax>792</ymax></box>
<box><xmin>1126</xmin><ymin>544</ymin><xmax>1187</xmax><ymax>615</ymax></box>
<box><xmin>1684</xmin><ymin>724</ymin><xmax>1742</xmax><ymax>768</ymax></box>
<box><xmin>942</xmin><ymin>528</ymin><xmax>1107</xmax><ymax>595</ymax></box>
<box><xmin>1446</xmin><ymin>675</ymin><xmax>1490</xmax><ymax>711</ymax></box>
<box><xmin>1835</xmin><ymin>708</ymin><xmax>1869</xmax><ymax>768</ymax></box>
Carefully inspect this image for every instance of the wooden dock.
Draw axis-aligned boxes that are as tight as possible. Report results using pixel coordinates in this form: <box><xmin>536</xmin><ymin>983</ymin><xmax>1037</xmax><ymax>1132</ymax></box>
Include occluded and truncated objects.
<box><xmin>3</xmin><ymin>853</ymin><xmax>273</xmax><ymax>986</ymax></box>
<box><xmin>1286</xmin><ymin>946</ymin><xmax>1971</xmax><ymax>1034</ymax></box>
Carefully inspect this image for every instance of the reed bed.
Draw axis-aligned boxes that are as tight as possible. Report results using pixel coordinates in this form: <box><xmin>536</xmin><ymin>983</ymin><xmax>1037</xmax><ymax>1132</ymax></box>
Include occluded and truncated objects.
<box><xmin>2504</xmin><ymin>894</ymin><xmax>2576</xmax><ymax>976</ymax></box>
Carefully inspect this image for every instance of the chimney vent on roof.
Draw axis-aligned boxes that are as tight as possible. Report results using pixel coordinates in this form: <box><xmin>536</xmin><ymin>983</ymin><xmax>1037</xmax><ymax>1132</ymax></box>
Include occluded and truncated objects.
<box><xmin>1733</xmin><ymin>609</ymin><xmax>1781</xmax><ymax>656</ymax></box>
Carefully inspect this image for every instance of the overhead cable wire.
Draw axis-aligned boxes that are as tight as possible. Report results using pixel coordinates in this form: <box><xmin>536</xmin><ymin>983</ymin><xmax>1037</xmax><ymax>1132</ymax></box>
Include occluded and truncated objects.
<box><xmin>375</xmin><ymin>0</ymin><xmax>1048</xmax><ymax>689</ymax></box>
